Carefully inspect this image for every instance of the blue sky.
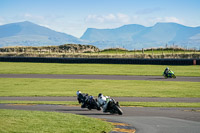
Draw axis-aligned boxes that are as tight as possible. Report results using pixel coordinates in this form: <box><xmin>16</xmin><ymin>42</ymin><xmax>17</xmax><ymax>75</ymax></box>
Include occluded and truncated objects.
<box><xmin>0</xmin><ymin>0</ymin><xmax>200</xmax><ymax>37</ymax></box>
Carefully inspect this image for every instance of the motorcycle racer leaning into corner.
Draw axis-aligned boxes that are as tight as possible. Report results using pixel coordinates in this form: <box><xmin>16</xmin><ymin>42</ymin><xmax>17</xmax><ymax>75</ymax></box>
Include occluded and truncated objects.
<box><xmin>76</xmin><ymin>90</ymin><xmax>101</xmax><ymax>110</ymax></box>
<box><xmin>164</xmin><ymin>67</ymin><xmax>171</xmax><ymax>76</ymax></box>
<box><xmin>76</xmin><ymin>90</ymin><xmax>89</xmax><ymax>108</ymax></box>
<box><xmin>97</xmin><ymin>93</ymin><xmax>109</xmax><ymax>112</ymax></box>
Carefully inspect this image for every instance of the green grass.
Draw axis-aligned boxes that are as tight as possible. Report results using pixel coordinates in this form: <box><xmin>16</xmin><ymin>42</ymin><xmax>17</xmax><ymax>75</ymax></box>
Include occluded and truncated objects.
<box><xmin>1</xmin><ymin>78</ymin><xmax>200</xmax><ymax>97</ymax></box>
<box><xmin>0</xmin><ymin>100</ymin><xmax>79</xmax><ymax>105</ymax></box>
<box><xmin>1</xmin><ymin>101</ymin><xmax>200</xmax><ymax>108</ymax></box>
<box><xmin>0</xmin><ymin>109</ymin><xmax>113</xmax><ymax>133</ymax></box>
<box><xmin>120</xmin><ymin>102</ymin><xmax>200</xmax><ymax>108</ymax></box>
<box><xmin>99</xmin><ymin>49</ymin><xmax>200</xmax><ymax>54</ymax></box>
<box><xmin>0</xmin><ymin>62</ymin><xmax>199</xmax><ymax>76</ymax></box>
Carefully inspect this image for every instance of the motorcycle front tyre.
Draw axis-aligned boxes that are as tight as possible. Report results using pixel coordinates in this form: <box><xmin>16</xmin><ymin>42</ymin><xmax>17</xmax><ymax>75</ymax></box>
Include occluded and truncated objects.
<box><xmin>172</xmin><ymin>75</ymin><xmax>176</xmax><ymax>79</ymax></box>
<box><xmin>114</xmin><ymin>105</ymin><xmax>123</xmax><ymax>115</ymax></box>
<box><xmin>97</xmin><ymin>107</ymin><xmax>101</xmax><ymax>111</ymax></box>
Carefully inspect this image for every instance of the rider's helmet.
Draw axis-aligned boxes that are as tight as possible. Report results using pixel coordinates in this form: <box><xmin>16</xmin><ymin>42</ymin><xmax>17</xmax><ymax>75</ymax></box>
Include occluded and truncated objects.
<box><xmin>89</xmin><ymin>95</ymin><xmax>93</xmax><ymax>100</ymax></box>
<box><xmin>98</xmin><ymin>93</ymin><xmax>102</xmax><ymax>98</ymax></box>
<box><xmin>166</xmin><ymin>67</ymin><xmax>169</xmax><ymax>70</ymax></box>
<box><xmin>76</xmin><ymin>90</ymin><xmax>81</xmax><ymax>96</ymax></box>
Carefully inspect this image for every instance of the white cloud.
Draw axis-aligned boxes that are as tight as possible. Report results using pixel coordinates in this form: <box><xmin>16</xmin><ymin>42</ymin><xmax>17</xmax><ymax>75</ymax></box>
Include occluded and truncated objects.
<box><xmin>85</xmin><ymin>13</ymin><xmax>131</xmax><ymax>24</ymax></box>
<box><xmin>0</xmin><ymin>17</ymin><xmax>6</xmax><ymax>25</ymax></box>
<box><xmin>117</xmin><ymin>13</ymin><xmax>130</xmax><ymax>23</ymax></box>
<box><xmin>24</xmin><ymin>13</ymin><xmax>32</xmax><ymax>18</ymax></box>
<box><xmin>23</xmin><ymin>13</ymin><xmax>45</xmax><ymax>21</ymax></box>
<box><xmin>153</xmin><ymin>17</ymin><xmax>181</xmax><ymax>23</ymax></box>
<box><xmin>85</xmin><ymin>14</ymin><xmax>111</xmax><ymax>23</ymax></box>
<box><xmin>104</xmin><ymin>14</ymin><xmax>116</xmax><ymax>21</ymax></box>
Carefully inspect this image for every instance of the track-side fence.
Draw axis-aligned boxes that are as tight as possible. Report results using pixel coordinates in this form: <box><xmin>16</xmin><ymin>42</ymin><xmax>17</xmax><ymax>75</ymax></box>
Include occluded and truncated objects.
<box><xmin>0</xmin><ymin>57</ymin><xmax>199</xmax><ymax>65</ymax></box>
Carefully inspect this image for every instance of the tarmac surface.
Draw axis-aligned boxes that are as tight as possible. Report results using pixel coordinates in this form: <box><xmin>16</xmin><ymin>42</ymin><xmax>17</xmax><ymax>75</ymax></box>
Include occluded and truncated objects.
<box><xmin>0</xmin><ymin>74</ymin><xmax>200</xmax><ymax>82</ymax></box>
<box><xmin>1</xmin><ymin>73</ymin><xmax>200</xmax><ymax>133</ymax></box>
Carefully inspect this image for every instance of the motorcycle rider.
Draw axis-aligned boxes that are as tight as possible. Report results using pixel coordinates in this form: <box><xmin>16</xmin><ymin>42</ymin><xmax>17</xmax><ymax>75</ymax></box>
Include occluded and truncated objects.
<box><xmin>164</xmin><ymin>67</ymin><xmax>171</xmax><ymax>77</ymax></box>
<box><xmin>76</xmin><ymin>90</ymin><xmax>89</xmax><ymax>108</ymax></box>
<box><xmin>88</xmin><ymin>95</ymin><xmax>94</xmax><ymax>104</ymax></box>
<box><xmin>97</xmin><ymin>93</ymin><xmax>109</xmax><ymax>112</ymax></box>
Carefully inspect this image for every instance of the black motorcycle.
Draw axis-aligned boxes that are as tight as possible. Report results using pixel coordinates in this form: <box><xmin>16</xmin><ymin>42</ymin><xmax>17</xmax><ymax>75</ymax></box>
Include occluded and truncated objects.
<box><xmin>86</xmin><ymin>97</ymin><xmax>101</xmax><ymax>110</ymax></box>
<box><xmin>77</xmin><ymin>94</ymin><xmax>101</xmax><ymax>111</ymax></box>
<box><xmin>105</xmin><ymin>98</ymin><xmax>123</xmax><ymax>115</ymax></box>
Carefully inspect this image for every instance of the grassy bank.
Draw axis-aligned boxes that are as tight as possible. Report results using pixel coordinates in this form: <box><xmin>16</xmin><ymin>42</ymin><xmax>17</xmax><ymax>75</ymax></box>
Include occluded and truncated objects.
<box><xmin>0</xmin><ymin>78</ymin><xmax>200</xmax><ymax>97</ymax></box>
<box><xmin>0</xmin><ymin>109</ymin><xmax>113</xmax><ymax>133</ymax></box>
<box><xmin>0</xmin><ymin>100</ymin><xmax>79</xmax><ymax>105</ymax></box>
<box><xmin>100</xmin><ymin>48</ymin><xmax>200</xmax><ymax>54</ymax></box>
<box><xmin>1</xmin><ymin>101</ymin><xmax>200</xmax><ymax>108</ymax></box>
<box><xmin>0</xmin><ymin>62</ymin><xmax>199</xmax><ymax>76</ymax></box>
<box><xmin>120</xmin><ymin>101</ymin><xmax>200</xmax><ymax>108</ymax></box>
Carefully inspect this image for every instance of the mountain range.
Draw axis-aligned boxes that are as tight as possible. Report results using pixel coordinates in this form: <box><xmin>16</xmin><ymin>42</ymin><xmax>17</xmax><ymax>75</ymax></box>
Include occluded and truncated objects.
<box><xmin>81</xmin><ymin>23</ymin><xmax>200</xmax><ymax>49</ymax></box>
<box><xmin>0</xmin><ymin>21</ymin><xmax>200</xmax><ymax>49</ymax></box>
<box><xmin>0</xmin><ymin>21</ymin><xmax>83</xmax><ymax>47</ymax></box>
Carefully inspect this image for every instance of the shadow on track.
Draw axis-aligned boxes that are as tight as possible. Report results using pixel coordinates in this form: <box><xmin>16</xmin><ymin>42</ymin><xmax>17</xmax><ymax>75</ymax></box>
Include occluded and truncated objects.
<box><xmin>55</xmin><ymin>109</ymin><xmax>89</xmax><ymax>112</ymax></box>
<box><xmin>78</xmin><ymin>113</ymin><xmax>114</xmax><ymax>116</ymax></box>
<box><xmin>148</xmin><ymin>78</ymin><xmax>164</xmax><ymax>79</ymax></box>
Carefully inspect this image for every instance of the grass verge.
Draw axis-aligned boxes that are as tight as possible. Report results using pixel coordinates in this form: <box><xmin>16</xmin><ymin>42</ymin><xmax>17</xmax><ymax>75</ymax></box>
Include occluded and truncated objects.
<box><xmin>0</xmin><ymin>62</ymin><xmax>199</xmax><ymax>76</ymax></box>
<box><xmin>0</xmin><ymin>109</ymin><xmax>113</xmax><ymax>133</ymax></box>
<box><xmin>1</xmin><ymin>101</ymin><xmax>200</xmax><ymax>108</ymax></box>
<box><xmin>120</xmin><ymin>101</ymin><xmax>200</xmax><ymax>108</ymax></box>
<box><xmin>0</xmin><ymin>78</ymin><xmax>200</xmax><ymax>97</ymax></box>
<box><xmin>0</xmin><ymin>100</ymin><xmax>79</xmax><ymax>105</ymax></box>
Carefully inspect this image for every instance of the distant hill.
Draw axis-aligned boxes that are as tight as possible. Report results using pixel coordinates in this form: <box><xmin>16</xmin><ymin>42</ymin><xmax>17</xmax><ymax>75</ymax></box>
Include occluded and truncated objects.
<box><xmin>81</xmin><ymin>23</ymin><xmax>200</xmax><ymax>49</ymax></box>
<box><xmin>0</xmin><ymin>21</ymin><xmax>83</xmax><ymax>47</ymax></box>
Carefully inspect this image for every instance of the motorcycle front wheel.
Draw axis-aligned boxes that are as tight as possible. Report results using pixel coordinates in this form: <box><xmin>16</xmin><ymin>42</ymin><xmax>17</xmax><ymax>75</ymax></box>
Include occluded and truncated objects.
<box><xmin>172</xmin><ymin>75</ymin><xmax>176</xmax><ymax>79</ymax></box>
<box><xmin>113</xmin><ymin>105</ymin><xmax>123</xmax><ymax>115</ymax></box>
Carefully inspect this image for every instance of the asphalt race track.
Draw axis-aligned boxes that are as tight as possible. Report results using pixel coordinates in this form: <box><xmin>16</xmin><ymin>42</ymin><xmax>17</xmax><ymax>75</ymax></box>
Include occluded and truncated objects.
<box><xmin>1</xmin><ymin>74</ymin><xmax>200</xmax><ymax>133</ymax></box>
<box><xmin>0</xmin><ymin>74</ymin><xmax>200</xmax><ymax>82</ymax></box>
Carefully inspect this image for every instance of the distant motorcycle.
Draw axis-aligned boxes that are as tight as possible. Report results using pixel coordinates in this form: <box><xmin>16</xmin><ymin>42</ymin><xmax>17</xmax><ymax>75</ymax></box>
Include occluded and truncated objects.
<box><xmin>163</xmin><ymin>71</ymin><xmax>176</xmax><ymax>79</ymax></box>
<box><xmin>77</xmin><ymin>94</ymin><xmax>101</xmax><ymax>111</ymax></box>
<box><xmin>104</xmin><ymin>98</ymin><xmax>123</xmax><ymax>115</ymax></box>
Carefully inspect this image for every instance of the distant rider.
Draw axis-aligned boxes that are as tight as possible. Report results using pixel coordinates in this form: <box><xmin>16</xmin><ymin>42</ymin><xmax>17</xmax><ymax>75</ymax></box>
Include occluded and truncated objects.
<box><xmin>97</xmin><ymin>93</ymin><xmax>109</xmax><ymax>112</ymax></box>
<box><xmin>76</xmin><ymin>90</ymin><xmax>89</xmax><ymax>108</ymax></box>
<box><xmin>164</xmin><ymin>67</ymin><xmax>171</xmax><ymax>76</ymax></box>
